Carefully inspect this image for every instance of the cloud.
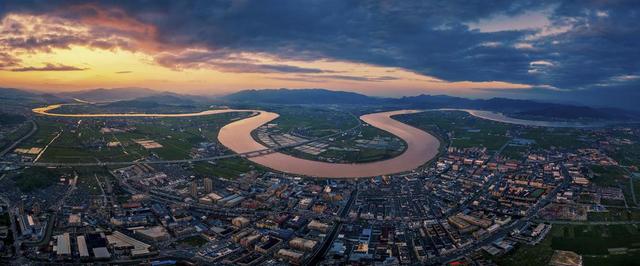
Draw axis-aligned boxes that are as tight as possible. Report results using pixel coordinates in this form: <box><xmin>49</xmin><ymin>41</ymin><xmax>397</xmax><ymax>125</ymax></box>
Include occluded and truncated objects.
<box><xmin>154</xmin><ymin>49</ymin><xmax>331</xmax><ymax>73</ymax></box>
<box><xmin>269</xmin><ymin>74</ymin><xmax>400</xmax><ymax>83</ymax></box>
<box><xmin>0</xmin><ymin>0</ymin><xmax>639</xmax><ymax>108</ymax></box>
<box><xmin>115</xmin><ymin>71</ymin><xmax>132</xmax><ymax>74</ymax></box>
<box><xmin>0</xmin><ymin>52</ymin><xmax>21</xmax><ymax>68</ymax></box>
<box><xmin>10</xmin><ymin>63</ymin><xmax>87</xmax><ymax>72</ymax></box>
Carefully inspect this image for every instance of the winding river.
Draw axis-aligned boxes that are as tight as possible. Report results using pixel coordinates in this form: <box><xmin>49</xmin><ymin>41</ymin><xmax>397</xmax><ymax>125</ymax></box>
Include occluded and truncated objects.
<box><xmin>32</xmin><ymin>105</ymin><xmax>441</xmax><ymax>178</ymax></box>
<box><xmin>33</xmin><ymin>103</ymin><xmax>603</xmax><ymax>177</ymax></box>
<box><xmin>218</xmin><ymin>110</ymin><xmax>440</xmax><ymax>178</ymax></box>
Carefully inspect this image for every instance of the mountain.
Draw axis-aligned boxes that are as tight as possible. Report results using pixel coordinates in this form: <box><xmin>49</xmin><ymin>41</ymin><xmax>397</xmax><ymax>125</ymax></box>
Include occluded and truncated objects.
<box><xmin>0</xmin><ymin>87</ymin><xmax>36</xmax><ymax>99</ymax></box>
<box><xmin>222</xmin><ymin>88</ymin><xmax>381</xmax><ymax>104</ymax></box>
<box><xmin>223</xmin><ymin>89</ymin><xmax>637</xmax><ymax>121</ymax></box>
<box><xmin>105</xmin><ymin>94</ymin><xmax>196</xmax><ymax>108</ymax></box>
<box><xmin>392</xmin><ymin>94</ymin><xmax>633</xmax><ymax>120</ymax></box>
<box><xmin>58</xmin><ymin>87</ymin><xmax>170</xmax><ymax>102</ymax></box>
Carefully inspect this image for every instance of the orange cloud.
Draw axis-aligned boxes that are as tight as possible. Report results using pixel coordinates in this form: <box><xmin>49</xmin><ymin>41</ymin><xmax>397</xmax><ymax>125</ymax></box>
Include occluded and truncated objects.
<box><xmin>0</xmin><ymin>12</ymin><xmax>533</xmax><ymax>97</ymax></box>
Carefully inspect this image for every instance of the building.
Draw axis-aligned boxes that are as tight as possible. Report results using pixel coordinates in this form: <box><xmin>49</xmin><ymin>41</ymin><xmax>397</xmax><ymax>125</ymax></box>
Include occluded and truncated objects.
<box><xmin>289</xmin><ymin>237</ymin><xmax>317</xmax><ymax>251</ymax></box>
<box><xmin>107</xmin><ymin>231</ymin><xmax>152</xmax><ymax>257</ymax></box>
<box><xmin>77</xmin><ymin>235</ymin><xmax>89</xmax><ymax>258</ymax></box>
<box><xmin>190</xmin><ymin>182</ymin><xmax>198</xmax><ymax>198</ymax></box>
<box><xmin>307</xmin><ymin>220</ymin><xmax>330</xmax><ymax>233</ymax></box>
<box><xmin>135</xmin><ymin>226</ymin><xmax>170</xmax><ymax>242</ymax></box>
<box><xmin>276</xmin><ymin>249</ymin><xmax>304</xmax><ymax>265</ymax></box>
<box><xmin>232</xmin><ymin>217</ymin><xmax>250</xmax><ymax>228</ymax></box>
<box><xmin>54</xmin><ymin>233</ymin><xmax>71</xmax><ymax>257</ymax></box>
<box><xmin>204</xmin><ymin>177</ymin><xmax>213</xmax><ymax>193</ymax></box>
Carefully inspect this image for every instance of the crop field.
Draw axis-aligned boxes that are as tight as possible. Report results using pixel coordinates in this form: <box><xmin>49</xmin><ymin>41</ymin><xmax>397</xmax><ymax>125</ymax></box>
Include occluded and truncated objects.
<box><xmin>28</xmin><ymin>112</ymin><xmax>252</xmax><ymax>163</ymax></box>
<box><xmin>192</xmin><ymin>159</ymin><xmax>263</xmax><ymax>178</ymax></box>
<box><xmin>496</xmin><ymin>224</ymin><xmax>640</xmax><ymax>266</ymax></box>
<box><xmin>264</xmin><ymin>105</ymin><xmax>360</xmax><ymax>137</ymax></box>
<box><xmin>254</xmin><ymin>106</ymin><xmax>405</xmax><ymax>163</ymax></box>
<box><xmin>396</xmin><ymin>110</ymin><xmax>511</xmax><ymax>151</ymax></box>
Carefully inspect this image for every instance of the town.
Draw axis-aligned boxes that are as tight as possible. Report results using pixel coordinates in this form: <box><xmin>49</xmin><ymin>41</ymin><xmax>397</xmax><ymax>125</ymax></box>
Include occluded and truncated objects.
<box><xmin>1</xmin><ymin>102</ymin><xmax>639</xmax><ymax>265</ymax></box>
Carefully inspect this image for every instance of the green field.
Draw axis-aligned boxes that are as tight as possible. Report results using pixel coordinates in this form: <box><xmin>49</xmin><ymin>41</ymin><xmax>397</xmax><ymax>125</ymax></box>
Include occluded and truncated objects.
<box><xmin>501</xmin><ymin>145</ymin><xmax>530</xmax><ymax>161</ymax></box>
<box><xmin>610</xmin><ymin>144</ymin><xmax>640</xmax><ymax>169</ymax></box>
<box><xmin>28</xmin><ymin>112</ymin><xmax>252</xmax><ymax>163</ymax></box>
<box><xmin>587</xmin><ymin>208</ymin><xmax>640</xmax><ymax>222</ymax></box>
<box><xmin>261</xmin><ymin>106</ymin><xmax>359</xmax><ymax>136</ymax></box>
<box><xmin>253</xmin><ymin>105</ymin><xmax>406</xmax><ymax>163</ymax></box>
<box><xmin>590</xmin><ymin>165</ymin><xmax>627</xmax><ymax>187</ymax></box>
<box><xmin>13</xmin><ymin>167</ymin><xmax>60</xmax><ymax>192</ymax></box>
<box><xmin>0</xmin><ymin>121</ymin><xmax>32</xmax><ymax>151</ymax></box>
<box><xmin>519</xmin><ymin>127</ymin><xmax>589</xmax><ymax>150</ymax></box>
<box><xmin>397</xmin><ymin>110</ymin><xmax>510</xmax><ymax>150</ymax></box>
<box><xmin>497</xmin><ymin>224</ymin><xmax>640</xmax><ymax>266</ymax></box>
<box><xmin>192</xmin><ymin>159</ymin><xmax>262</xmax><ymax>178</ymax></box>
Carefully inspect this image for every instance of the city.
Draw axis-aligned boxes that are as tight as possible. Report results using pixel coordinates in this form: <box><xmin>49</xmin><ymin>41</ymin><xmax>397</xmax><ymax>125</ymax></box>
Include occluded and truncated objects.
<box><xmin>1</xmin><ymin>1</ymin><xmax>640</xmax><ymax>266</ymax></box>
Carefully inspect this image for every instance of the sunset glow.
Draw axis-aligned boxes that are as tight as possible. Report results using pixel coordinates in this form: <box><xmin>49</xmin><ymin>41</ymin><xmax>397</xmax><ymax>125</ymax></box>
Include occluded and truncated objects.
<box><xmin>0</xmin><ymin>12</ymin><xmax>532</xmax><ymax>96</ymax></box>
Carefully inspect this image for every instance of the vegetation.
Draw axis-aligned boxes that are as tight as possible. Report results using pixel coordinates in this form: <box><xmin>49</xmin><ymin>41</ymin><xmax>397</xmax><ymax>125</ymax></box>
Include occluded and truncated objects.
<box><xmin>397</xmin><ymin>110</ymin><xmax>511</xmax><ymax>151</ymax></box>
<box><xmin>0</xmin><ymin>113</ymin><xmax>26</xmax><ymax>125</ymax></box>
<box><xmin>30</xmin><ymin>112</ymin><xmax>252</xmax><ymax>163</ymax></box>
<box><xmin>14</xmin><ymin>167</ymin><xmax>60</xmax><ymax>192</ymax></box>
<box><xmin>193</xmin><ymin>159</ymin><xmax>262</xmax><ymax>178</ymax></box>
<box><xmin>520</xmin><ymin>128</ymin><xmax>588</xmax><ymax>150</ymax></box>
<box><xmin>609</xmin><ymin>143</ymin><xmax>640</xmax><ymax>169</ymax></box>
<box><xmin>590</xmin><ymin>165</ymin><xmax>627</xmax><ymax>187</ymax></box>
<box><xmin>497</xmin><ymin>224</ymin><xmax>640</xmax><ymax>266</ymax></box>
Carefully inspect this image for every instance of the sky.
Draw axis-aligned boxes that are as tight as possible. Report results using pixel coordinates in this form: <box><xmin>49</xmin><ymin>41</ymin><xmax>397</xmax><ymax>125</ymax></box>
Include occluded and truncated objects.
<box><xmin>0</xmin><ymin>1</ymin><xmax>638</xmax><ymax>109</ymax></box>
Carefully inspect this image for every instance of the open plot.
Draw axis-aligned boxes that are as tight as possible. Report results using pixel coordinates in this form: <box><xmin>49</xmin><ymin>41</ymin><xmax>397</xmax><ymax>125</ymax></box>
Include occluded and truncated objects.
<box><xmin>397</xmin><ymin>110</ymin><xmax>510</xmax><ymax>151</ymax></box>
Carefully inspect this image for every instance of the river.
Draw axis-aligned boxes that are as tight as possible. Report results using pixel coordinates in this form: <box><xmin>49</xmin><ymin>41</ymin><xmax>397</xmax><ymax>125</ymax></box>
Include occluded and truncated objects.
<box><xmin>437</xmin><ymin>109</ymin><xmax>608</xmax><ymax>128</ymax></box>
<box><xmin>218</xmin><ymin>110</ymin><xmax>440</xmax><ymax>178</ymax></box>
<box><xmin>33</xmin><ymin>105</ymin><xmax>441</xmax><ymax>178</ymax></box>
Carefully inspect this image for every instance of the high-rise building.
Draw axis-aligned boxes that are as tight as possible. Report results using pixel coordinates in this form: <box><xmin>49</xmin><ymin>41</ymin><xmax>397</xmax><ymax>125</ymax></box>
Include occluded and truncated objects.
<box><xmin>204</xmin><ymin>178</ymin><xmax>213</xmax><ymax>193</ymax></box>
<box><xmin>190</xmin><ymin>182</ymin><xmax>198</xmax><ymax>198</ymax></box>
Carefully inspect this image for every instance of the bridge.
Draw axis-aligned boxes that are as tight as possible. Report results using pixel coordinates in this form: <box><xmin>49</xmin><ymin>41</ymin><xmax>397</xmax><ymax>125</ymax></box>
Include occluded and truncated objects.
<box><xmin>0</xmin><ymin>112</ymin><xmax>362</xmax><ymax>168</ymax></box>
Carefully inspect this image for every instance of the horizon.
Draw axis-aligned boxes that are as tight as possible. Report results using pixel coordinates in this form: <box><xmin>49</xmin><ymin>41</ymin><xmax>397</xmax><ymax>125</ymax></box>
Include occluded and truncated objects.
<box><xmin>0</xmin><ymin>1</ymin><xmax>638</xmax><ymax>109</ymax></box>
<box><xmin>1</xmin><ymin>2</ymin><xmax>640</xmax><ymax>264</ymax></box>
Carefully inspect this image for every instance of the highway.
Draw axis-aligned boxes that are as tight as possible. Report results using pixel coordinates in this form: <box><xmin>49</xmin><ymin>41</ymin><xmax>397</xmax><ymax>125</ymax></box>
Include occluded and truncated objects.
<box><xmin>0</xmin><ymin>120</ymin><xmax>37</xmax><ymax>158</ymax></box>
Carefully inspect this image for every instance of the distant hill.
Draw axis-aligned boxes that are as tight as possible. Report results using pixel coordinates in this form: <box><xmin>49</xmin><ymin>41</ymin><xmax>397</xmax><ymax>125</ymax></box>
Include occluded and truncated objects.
<box><xmin>392</xmin><ymin>94</ymin><xmax>635</xmax><ymax>120</ymax></box>
<box><xmin>105</xmin><ymin>94</ymin><xmax>196</xmax><ymax>108</ymax></box>
<box><xmin>222</xmin><ymin>88</ymin><xmax>381</xmax><ymax>104</ymax></box>
<box><xmin>0</xmin><ymin>87</ymin><xmax>36</xmax><ymax>99</ymax></box>
<box><xmin>58</xmin><ymin>87</ymin><xmax>170</xmax><ymax>102</ymax></box>
<box><xmin>223</xmin><ymin>89</ymin><xmax>637</xmax><ymax>121</ymax></box>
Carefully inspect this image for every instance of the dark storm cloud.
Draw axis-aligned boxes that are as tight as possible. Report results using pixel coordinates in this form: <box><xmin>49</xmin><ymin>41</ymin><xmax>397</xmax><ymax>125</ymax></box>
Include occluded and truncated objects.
<box><xmin>1</xmin><ymin>0</ymin><xmax>639</xmax><ymax>108</ymax></box>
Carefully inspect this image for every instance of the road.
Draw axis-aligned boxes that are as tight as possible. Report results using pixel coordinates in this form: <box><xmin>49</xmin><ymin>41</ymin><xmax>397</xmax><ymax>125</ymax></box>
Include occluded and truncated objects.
<box><xmin>0</xmin><ymin>111</ymin><xmax>362</xmax><ymax>168</ymax></box>
<box><xmin>444</xmin><ymin>139</ymin><xmax>511</xmax><ymax>217</ymax></box>
<box><xmin>435</xmin><ymin>159</ymin><xmax>572</xmax><ymax>264</ymax></box>
<box><xmin>308</xmin><ymin>186</ymin><xmax>359</xmax><ymax>266</ymax></box>
<box><xmin>0</xmin><ymin>120</ymin><xmax>37</xmax><ymax>158</ymax></box>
